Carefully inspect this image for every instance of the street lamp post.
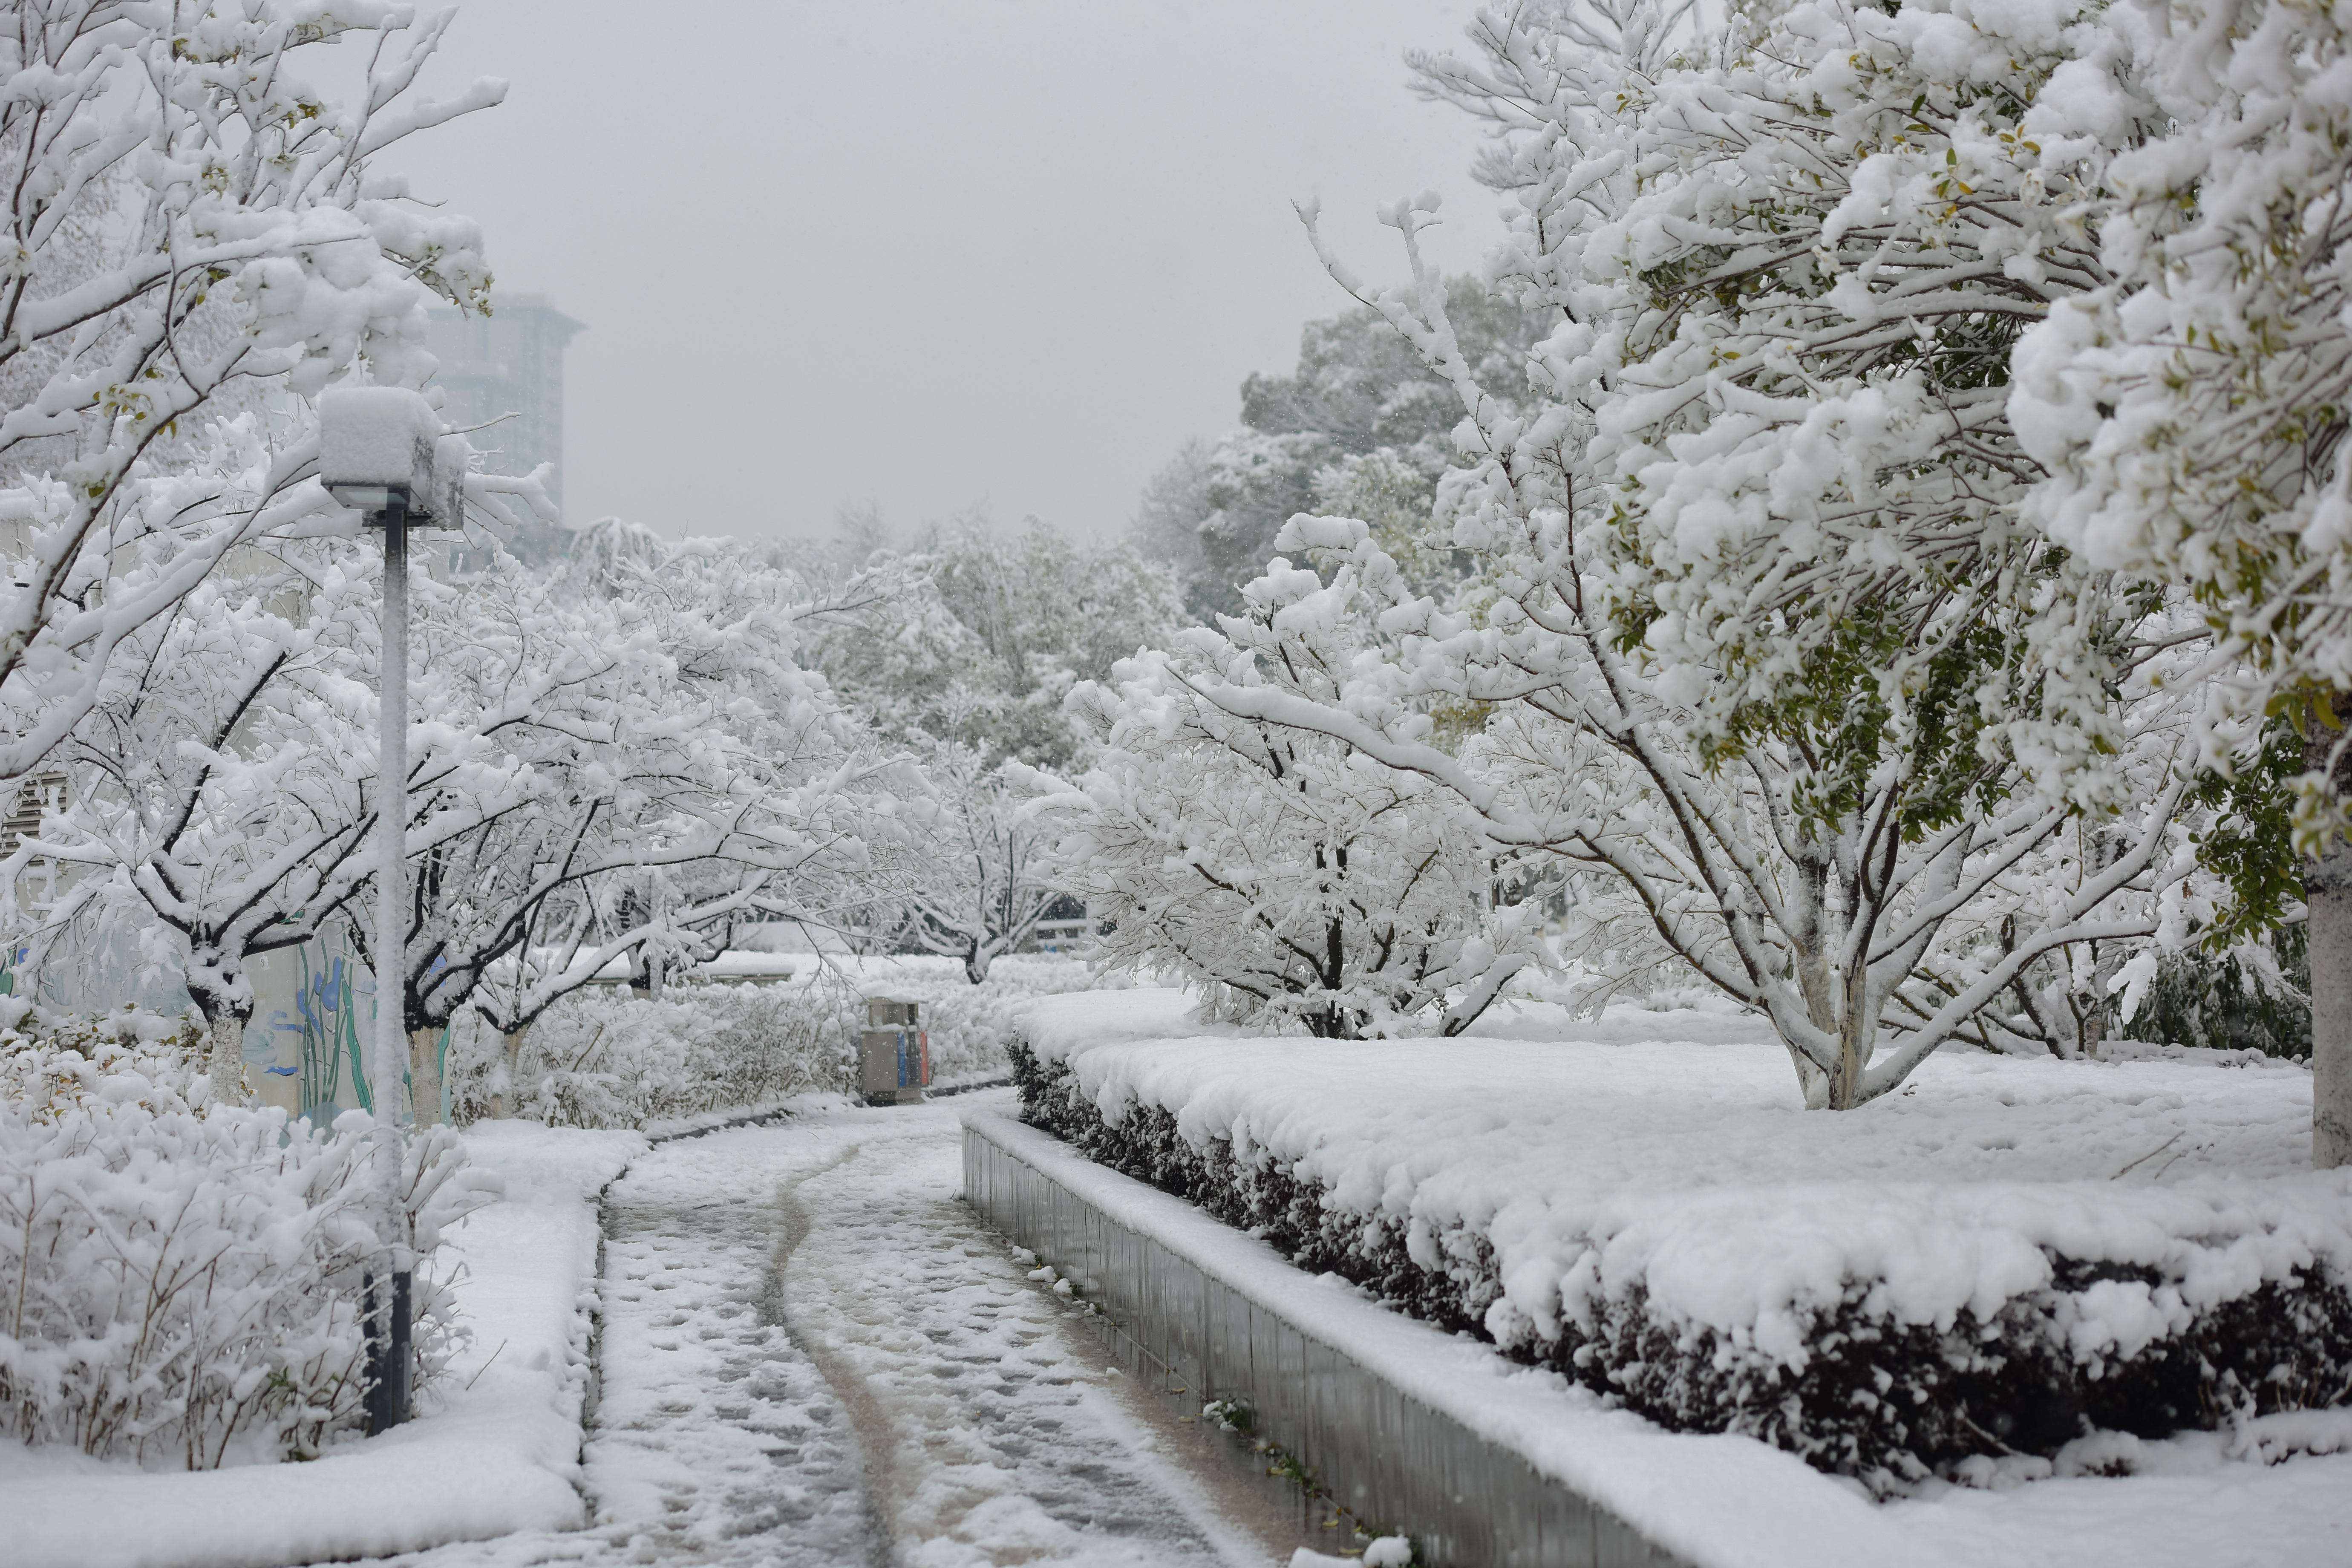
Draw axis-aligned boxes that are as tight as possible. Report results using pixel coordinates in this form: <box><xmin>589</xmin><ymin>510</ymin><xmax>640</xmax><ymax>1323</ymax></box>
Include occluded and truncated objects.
<box><xmin>320</xmin><ymin>388</ymin><xmax>463</xmax><ymax>1436</ymax></box>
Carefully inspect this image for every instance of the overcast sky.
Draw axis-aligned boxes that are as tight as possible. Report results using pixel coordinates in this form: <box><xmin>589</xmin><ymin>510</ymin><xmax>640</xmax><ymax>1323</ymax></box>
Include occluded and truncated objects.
<box><xmin>389</xmin><ymin>1</ymin><xmax>1490</xmax><ymax>545</ymax></box>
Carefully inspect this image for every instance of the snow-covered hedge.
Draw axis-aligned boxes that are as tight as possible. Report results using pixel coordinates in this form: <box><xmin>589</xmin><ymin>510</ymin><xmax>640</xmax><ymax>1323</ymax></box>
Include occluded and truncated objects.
<box><xmin>0</xmin><ymin>1006</ymin><xmax>497</xmax><ymax>1468</ymax></box>
<box><xmin>1012</xmin><ymin>996</ymin><xmax>2352</xmax><ymax>1492</ymax></box>
<box><xmin>451</xmin><ymin>955</ymin><xmax>1119</xmax><ymax>1129</ymax></box>
<box><xmin>446</xmin><ymin>984</ymin><xmax>843</xmax><ymax>1129</ymax></box>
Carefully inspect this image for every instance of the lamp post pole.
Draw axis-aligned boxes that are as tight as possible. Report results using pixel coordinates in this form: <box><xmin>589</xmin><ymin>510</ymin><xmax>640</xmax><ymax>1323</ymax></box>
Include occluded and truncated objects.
<box><xmin>320</xmin><ymin>386</ymin><xmax>458</xmax><ymax>1435</ymax></box>
<box><xmin>363</xmin><ymin>490</ymin><xmax>412</xmax><ymax>1435</ymax></box>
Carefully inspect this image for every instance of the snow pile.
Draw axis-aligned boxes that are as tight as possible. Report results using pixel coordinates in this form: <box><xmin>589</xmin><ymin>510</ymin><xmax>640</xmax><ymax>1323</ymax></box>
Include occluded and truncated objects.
<box><xmin>0</xmin><ymin>1009</ymin><xmax>498</xmax><ymax>1470</ymax></box>
<box><xmin>452</xmin><ymin>955</ymin><xmax>1121</xmax><ymax>1128</ymax></box>
<box><xmin>1012</xmin><ymin>997</ymin><xmax>2352</xmax><ymax>1490</ymax></box>
<box><xmin>0</xmin><ymin>1121</ymin><xmax>640</xmax><ymax>1568</ymax></box>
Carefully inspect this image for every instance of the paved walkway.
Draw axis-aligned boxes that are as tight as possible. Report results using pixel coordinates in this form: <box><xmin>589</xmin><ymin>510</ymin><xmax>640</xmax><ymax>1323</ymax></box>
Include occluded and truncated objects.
<box><xmin>408</xmin><ymin>1094</ymin><xmax>1296</xmax><ymax>1567</ymax></box>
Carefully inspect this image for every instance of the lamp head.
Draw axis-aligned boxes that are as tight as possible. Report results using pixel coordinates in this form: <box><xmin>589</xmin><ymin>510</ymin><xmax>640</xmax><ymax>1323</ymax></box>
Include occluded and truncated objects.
<box><xmin>320</xmin><ymin>388</ymin><xmax>443</xmax><ymax>525</ymax></box>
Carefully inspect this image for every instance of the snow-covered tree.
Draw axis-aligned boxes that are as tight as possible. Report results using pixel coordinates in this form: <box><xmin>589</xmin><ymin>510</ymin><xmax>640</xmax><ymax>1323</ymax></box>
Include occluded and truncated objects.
<box><xmin>777</xmin><ymin>516</ymin><xmax>1187</xmax><ymax>974</ymax></box>
<box><xmin>12</xmin><ymin>515</ymin><xmax>894</xmax><ymax>1121</ymax></box>
<box><xmin>1022</xmin><ymin>551</ymin><xmax>1543</xmax><ymax>1039</ymax></box>
<box><xmin>0</xmin><ymin>1</ymin><xmax>507</xmax><ymax>788</ymax></box>
<box><xmin>386</xmin><ymin>537</ymin><xmax>901</xmax><ymax>1122</ymax></box>
<box><xmin>793</xmin><ymin>515</ymin><xmax>1188</xmax><ymax>772</ymax></box>
<box><xmin>2006</xmin><ymin>0</ymin><xmax>2352</xmax><ymax>1159</ymax></box>
<box><xmin>1134</xmin><ymin>285</ymin><xmax>1539</xmax><ymax>622</ymax></box>
<box><xmin>885</xmin><ymin>736</ymin><xmax>1061</xmax><ymax>983</ymax></box>
<box><xmin>20</xmin><ymin>549</ymin><xmax>379</xmax><ymax>1104</ymax></box>
<box><xmin>1130</xmin><ymin>440</ymin><xmax>1218</xmax><ymax>615</ymax></box>
<box><xmin>1132</xmin><ymin>0</ymin><xmax>2195</xmax><ymax>1105</ymax></box>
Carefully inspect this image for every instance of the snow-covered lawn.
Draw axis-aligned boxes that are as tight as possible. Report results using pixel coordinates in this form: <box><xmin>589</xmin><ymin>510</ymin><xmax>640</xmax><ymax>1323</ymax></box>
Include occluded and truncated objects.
<box><xmin>1016</xmin><ymin>988</ymin><xmax>2352</xmax><ymax>1565</ymax></box>
<box><xmin>0</xmin><ymin>1124</ymin><xmax>641</xmax><ymax>1568</ymax></box>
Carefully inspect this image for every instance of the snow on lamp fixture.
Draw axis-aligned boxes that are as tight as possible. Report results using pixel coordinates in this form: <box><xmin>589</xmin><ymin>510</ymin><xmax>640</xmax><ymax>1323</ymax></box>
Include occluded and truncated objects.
<box><xmin>322</xmin><ymin>387</ymin><xmax>441</xmax><ymax>519</ymax></box>
<box><xmin>318</xmin><ymin>386</ymin><xmax>468</xmax><ymax>1436</ymax></box>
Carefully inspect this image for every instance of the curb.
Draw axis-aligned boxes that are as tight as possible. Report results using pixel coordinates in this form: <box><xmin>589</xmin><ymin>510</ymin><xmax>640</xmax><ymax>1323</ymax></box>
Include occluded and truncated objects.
<box><xmin>961</xmin><ymin>1110</ymin><xmax>1686</xmax><ymax>1568</ymax></box>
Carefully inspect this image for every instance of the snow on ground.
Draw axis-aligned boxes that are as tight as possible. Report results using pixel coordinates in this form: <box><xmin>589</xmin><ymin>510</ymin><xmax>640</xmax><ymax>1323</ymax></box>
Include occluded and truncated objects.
<box><xmin>19</xmin><ymin>989</ymin><xmax>2342</xmax><ymax>1568</ymax></box>
<box><xmin>1022</xmin><ymin>990</ymin><xmax>2343</xmax><ymax>1348</ymax></box>
<box><xmin>0</xmin><ymin>1124</ymin><xmax>642</xmax><ymax>1568</ymax></box>
<box><xmin>392</xmin><ymin>1094</ymin><xmax>1301</xmax><ymax>1568</ymax></box>
<box><xmin>4</xmin><ymin>1098</ymin><xmax>1300</xmax><ymax>1568</ymax></box>
<box><xmin>1014</xmin><ymin>987</ymin><xmax>2352</xmax><ymax>1566</ymax></box>
<box><xmin>1885</xmin><ymin>1430</ymin><xmax>2352</xmax><ymax>1568</ymax></box>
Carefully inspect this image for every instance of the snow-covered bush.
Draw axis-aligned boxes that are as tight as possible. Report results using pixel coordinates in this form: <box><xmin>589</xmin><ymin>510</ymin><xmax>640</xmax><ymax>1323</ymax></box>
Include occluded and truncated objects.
<box><xmin>2129</xmin><ymin>928</ymin><xmax>2311</xmax><ymax>1061</ymax></box>
<box><xmin>446</xmin><ymin>983</ymin><xmax>848</xmax><ymax>1130</ymax></box>
<box><xmin>1024</xmin><ymin>553</ymin><xmax>1541</xmax><ymax>1039</ymax></box>
<box><xmin>1014</xmin><ymin>1028</ymin><xmax>2352</xmax><ymax>1491</ymax></box>
<box><xmin>0</xmin><ymin>1006</ymin><xmax>496</xmax><ymax>1467</ymax></box>
<box><xmin>452</xmin><ymin>956</ymin><xmax>1118</xmax><ymax>1128</ymax></box>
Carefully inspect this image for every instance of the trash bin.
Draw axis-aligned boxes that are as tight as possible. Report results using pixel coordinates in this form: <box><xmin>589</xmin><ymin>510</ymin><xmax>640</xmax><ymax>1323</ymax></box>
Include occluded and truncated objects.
<box><xmin>859</xmin><ymin>999</ymin><xmax>930</xmax><ymax>1105</ymax></box>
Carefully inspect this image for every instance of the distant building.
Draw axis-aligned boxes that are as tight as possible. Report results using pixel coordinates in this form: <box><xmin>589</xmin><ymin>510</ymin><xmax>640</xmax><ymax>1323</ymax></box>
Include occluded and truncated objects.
<box><xmin>425</xmin><ymin>294</ymin><xmax>584</xmax><ymax>557</ymax></box>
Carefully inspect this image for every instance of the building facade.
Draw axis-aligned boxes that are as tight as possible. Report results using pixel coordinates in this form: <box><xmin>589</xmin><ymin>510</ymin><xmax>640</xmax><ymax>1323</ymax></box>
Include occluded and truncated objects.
<box><xmin>424</xmin><ymin>293</ymin><xmax>585</xmax><ymax>526</ymax></box>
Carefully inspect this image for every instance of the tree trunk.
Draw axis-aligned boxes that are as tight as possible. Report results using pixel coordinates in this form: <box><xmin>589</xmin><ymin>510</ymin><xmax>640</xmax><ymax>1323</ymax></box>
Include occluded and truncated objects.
<box><xmin>206</xmin><ymin>1007</ymin><xmax>248</xmax><ymax>1109</ymax></box>
<box><xmin>2310</xmin><ymin>845</ymin><xmax>2352</xmax><ymax>1168</ymax></box>
<box><xmin>1821</xmin><ymin>946</ymin><xmax>1874</xmax><ymax>1111</ymax></box>
<box><xmin>491</xmin><ymin>1028</ymin><xmax>525</xmax><ymax>1118</ymax></box>
<box><xmin>407</xmin><ymin>1026</ymin><xmax>444</xmax><ymax>1129</ymax></box>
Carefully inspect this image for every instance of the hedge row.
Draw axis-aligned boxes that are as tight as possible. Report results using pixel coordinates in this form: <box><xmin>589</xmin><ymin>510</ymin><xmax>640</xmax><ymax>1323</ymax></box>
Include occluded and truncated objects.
<box><xmin>1012</xmin><ymin>1042</ymin><xmax>2352</xmax><ymax>1491</ymax></box>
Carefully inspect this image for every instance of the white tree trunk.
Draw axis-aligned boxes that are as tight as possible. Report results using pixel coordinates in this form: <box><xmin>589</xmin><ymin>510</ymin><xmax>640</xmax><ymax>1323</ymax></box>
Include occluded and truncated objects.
<box><xmin>207</xmin><ymin>1010</ymin><xmax>246</xmax><ymax>1109</ymax></box>
<box><xmin>491</xmin><ymin>1029</ymin><xmax>525</xmax><ymax>1118</ymax></box>
<box><xmin>2311</xmin><ymin>845</ymin><xmax>2352</xmax><ymax>1168</ymax></box>
<box><xmin>407</xmin><ymin>1026</ymin><xmax>445</xmax><ymax>1129</ymax></box>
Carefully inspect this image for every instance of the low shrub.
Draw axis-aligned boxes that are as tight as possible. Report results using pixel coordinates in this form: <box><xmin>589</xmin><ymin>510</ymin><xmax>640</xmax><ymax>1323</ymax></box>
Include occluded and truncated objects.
<box><xmin>444</xmin><ymin>983</ymin><xmax>845</xmax><ymax>1129</ymax></box>
<box><xmin>450</xmin><ymin>955</ymin><xmax>1119</xmax><ymax>1128</ymax></box>
<box><xmin>2130</xmin><ymin>925</ymin><xmax>2311</xmax><ymax>1059</ymax></box>
<box><xmin>1012</xmin><ymin>1041</ymin><xmax>2352</xmax><ymax>1492</ymax></box>
<box><xmin>0</xmin><ymin>1006</ymin><xmax>498</xmax><ymax>1468</ymax></box>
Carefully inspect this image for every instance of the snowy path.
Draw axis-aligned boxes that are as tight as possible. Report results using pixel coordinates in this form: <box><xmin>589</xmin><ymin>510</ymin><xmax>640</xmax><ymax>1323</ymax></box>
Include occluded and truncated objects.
<box><xmin>400</xmin><ymin>1094</ymin><xmax>1297</xmax><ymax>1567</ymax></box>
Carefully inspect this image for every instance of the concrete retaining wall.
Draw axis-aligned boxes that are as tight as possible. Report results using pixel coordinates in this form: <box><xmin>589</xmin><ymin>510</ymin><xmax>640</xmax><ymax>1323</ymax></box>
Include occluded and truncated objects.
<box><xmin>960</xmin><ymin>1110</ymin><xmax>1687</xmax><ymax>1568</ymax></box>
